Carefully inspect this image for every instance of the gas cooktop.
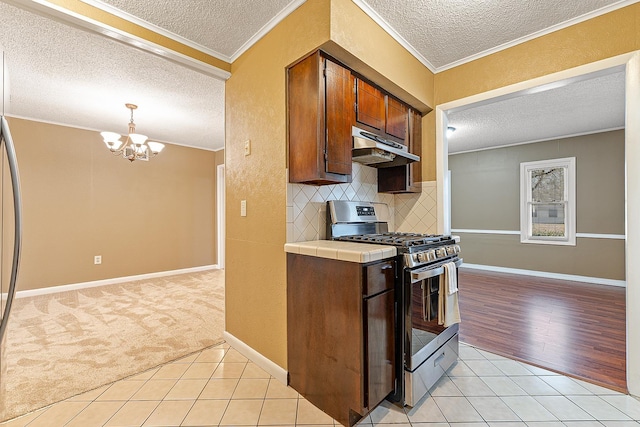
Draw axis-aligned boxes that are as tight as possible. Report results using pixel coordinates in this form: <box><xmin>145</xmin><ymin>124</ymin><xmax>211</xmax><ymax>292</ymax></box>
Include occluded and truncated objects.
<box><xmin>335</xmin><ymin>232</ymin><xmax>450</xmax><ymax>247</ymax></box>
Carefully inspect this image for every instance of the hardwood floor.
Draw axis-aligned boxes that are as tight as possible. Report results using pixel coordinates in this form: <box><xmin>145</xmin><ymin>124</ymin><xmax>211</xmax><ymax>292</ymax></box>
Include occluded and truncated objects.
<box><xmin>457</xmin><ymin>268</ymin><xmax>627</xmax><ymax>393</ymax></box>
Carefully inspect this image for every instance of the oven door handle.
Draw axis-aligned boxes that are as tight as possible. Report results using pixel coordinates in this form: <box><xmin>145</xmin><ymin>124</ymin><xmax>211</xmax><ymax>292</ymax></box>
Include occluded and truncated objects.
<box><xmin>411</xmin><ymin>258</ymin><xmax>463</xmax><ymax>283</ymax></box>
<box><xmin>412</xmin><ymin>266</ymin><xmax>445</xmax><ymax>282</ymax></box>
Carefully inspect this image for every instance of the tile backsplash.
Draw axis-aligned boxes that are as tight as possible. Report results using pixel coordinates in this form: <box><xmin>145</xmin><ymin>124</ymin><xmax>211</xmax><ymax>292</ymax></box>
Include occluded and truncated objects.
<box><xmin>286</xmin><ymin>164</ymin><xmax>438</xmax><ymax>242</ymax></box>
<box><xmin>395</xmin><ymin>181</ymin><xmax>438</xmax><ymax>234</ymax></box>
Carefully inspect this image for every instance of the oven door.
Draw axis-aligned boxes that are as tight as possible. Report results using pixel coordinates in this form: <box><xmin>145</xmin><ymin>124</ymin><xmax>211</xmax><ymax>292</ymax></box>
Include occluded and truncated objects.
<box><xmin>404</xmin><ymin>257</ymin><xmax>462</xmax><ymax>371</ymax></box>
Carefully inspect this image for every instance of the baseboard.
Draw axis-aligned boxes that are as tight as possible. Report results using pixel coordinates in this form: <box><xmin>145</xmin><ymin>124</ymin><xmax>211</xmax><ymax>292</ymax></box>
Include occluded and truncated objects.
<box><xmin>223</xmin><ymin>331</ymin><xmax>288</xmax><ymax>385</ymax></box>
<box><xmin>461</xmin><ymin>263</ymin><xmax>626</xmax><ymax>287</ymax></box>
<box><xmin>15</xmin><ymin>265</ymin><xmax>220</xmax><ymax>298</ymax></box>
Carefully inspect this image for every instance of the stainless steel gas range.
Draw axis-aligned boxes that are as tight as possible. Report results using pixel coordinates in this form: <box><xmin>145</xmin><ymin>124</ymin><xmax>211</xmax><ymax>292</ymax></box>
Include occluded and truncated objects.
<box><xmin>327</xmin><ymin>200</ymin><xmax>462</xmax><ymax>407</ymax></box>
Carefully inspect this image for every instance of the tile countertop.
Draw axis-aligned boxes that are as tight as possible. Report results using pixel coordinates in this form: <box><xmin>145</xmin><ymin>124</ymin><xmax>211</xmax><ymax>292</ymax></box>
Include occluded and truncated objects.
<box><xmin>284</xmin><ymin>240</ymin><xmax>397</xmax><ymax>263</ymax></box>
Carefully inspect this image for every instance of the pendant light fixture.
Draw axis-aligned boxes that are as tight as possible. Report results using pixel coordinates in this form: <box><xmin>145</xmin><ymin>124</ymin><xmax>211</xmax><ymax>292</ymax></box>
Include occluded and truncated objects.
<box><xmin>101</xmin><ymin>103</ymin><xmax>165</xmax><ymax>162</ymax></box>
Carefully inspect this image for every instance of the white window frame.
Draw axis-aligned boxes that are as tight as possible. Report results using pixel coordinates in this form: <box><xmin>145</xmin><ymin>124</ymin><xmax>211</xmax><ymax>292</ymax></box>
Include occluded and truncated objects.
<box><xmin>520</xmin><ymin>157</ymin><xmax>576</xmax><ymax>246</ymax></box>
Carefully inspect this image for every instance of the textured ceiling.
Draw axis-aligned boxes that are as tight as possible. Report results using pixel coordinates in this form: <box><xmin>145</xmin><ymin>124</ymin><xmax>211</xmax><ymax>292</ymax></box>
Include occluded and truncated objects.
<box><xmin>446</xmin><ymin>69</ymin><xmax>626</xmax><ymax>154</ymax></box>
<box><xmin>94</xmin><ymin>0</ymin><xmax>299</xmax><ymax>59</ymax></box>
<box><xmin>358</xmin><ymin>0</ymin><xmax>633</xmax><ymax>70</ymax></box>
<box><xmin>0</xmin><ymin>0</ymin><xmax>633</xmax><ymax>153</ymax></box>
<box><xmin>0</xmin><ymin>1</ymin><xmax>225</xmax><ymax>150</ymax></box>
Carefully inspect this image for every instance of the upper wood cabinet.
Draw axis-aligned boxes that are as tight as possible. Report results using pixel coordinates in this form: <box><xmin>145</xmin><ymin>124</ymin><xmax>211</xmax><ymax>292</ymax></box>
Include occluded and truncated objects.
<box><xmin>385</xmin><ymin>96</ymin><xmax>408</xmax><ymax>140</ymax></box>
<box><xmin>288</xmin><ymin>51</ymin><xmax>353</xmax><ymax>185</ymax></box>
<box><xmin>288</xmin><ymin>50</ymin><xmax>423</xmax><ymax>188</ymax></box>
<box><xmin>378</xmin><ymin>108</ymin><xmax>422</xmax><ymax>193</ymax></box>
<box><xmin>408</xmin><ymin>108</ymin><xmax>422</xmax><ymax>188</ymax></box>
<box><xmin>355</xmin><ymin>78</ymin><xmax>385</xmax><ymax>130</ymax></box>
<box><xmin>354</xmin><ymin>77</ymin><xmax>409</xmax><ymax>146</ymax></box>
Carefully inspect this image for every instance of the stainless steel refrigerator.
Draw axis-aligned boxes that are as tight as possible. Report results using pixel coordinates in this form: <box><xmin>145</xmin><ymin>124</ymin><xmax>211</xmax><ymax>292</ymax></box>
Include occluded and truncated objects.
<box><xmin>0</xmin><ymin>49</ymin><xmax>23</xmax><ymax>419</ymax></box>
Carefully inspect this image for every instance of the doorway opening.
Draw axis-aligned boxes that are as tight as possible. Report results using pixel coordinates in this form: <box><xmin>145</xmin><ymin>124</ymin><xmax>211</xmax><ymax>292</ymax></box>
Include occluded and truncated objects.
<box><xmin>435</xmin><ymin>52</ymin><xmax>640</xmax><ymax>395</ymax></box>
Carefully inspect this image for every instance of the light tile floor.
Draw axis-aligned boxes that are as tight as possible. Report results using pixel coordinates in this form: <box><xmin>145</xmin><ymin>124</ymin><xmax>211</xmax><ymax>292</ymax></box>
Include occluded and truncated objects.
<box><xmin>2</xmin><ymin>342</ymin><xmax>639</xmax><ymax>427</ymax></box>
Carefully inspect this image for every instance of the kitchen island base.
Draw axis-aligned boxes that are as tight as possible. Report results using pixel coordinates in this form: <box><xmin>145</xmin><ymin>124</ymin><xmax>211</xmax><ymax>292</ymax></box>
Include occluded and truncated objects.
<box><xmin>287</xmin><ymin>252</ymin><xmax>396</xmax><ymax>426</ymax></box>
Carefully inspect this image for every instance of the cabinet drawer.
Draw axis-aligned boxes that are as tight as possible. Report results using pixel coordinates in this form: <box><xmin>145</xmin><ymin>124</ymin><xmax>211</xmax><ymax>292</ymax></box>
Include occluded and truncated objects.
<box><xmin>364</xmin><ymin>260</ymin><xmax>395</xmax><ymax>296</ymax></box>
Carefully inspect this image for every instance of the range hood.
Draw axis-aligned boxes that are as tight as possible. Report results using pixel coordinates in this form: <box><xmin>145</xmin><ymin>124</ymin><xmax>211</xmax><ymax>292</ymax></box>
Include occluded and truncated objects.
<box><xmin>351</xmin><ymin>126</ymin><xmax>419</xmax><ymax>168</ymax></box>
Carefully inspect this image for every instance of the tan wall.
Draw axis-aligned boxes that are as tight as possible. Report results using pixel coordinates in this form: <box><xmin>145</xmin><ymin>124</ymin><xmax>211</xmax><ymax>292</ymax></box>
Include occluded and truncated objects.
<box><xmin>225</xmin><ymin>0</ymin><xmax>332</xmax><ymax>369</ymax></box>
<box><xmin>225</xmin><ymin>0</ymin><xmax>434</xmax><ymax>369</ymax></box>
<box><xmin>7</xmin><ymin>117</ymin><xmax>218</xmax><ymax>291</ymax></box>
<box><xmin>450</xmin><ymin>130</ymin><xmax>625</xmax><ymax>279</ymax></box>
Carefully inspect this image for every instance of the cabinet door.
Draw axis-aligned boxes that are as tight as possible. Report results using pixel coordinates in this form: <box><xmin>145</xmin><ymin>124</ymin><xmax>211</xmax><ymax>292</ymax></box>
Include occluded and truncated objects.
<box><xmin>365</xmin><ymin>289</ymin><xmax>395</xmax><ymax>409</ymax></box>
<box><xmin>324</xmin><ymin>58</ymin><xmax>353</xmax><ymax>176</ymax></box>
<box><xmin>377</xmin><ymin>109</ymin><xmax>422</xmax><ymax>193</ymax></box>
<box><xmin>287</xmin><ymin>51</ymin><xmax>351</xmax><ymax>185</ymax></box>
<box><xmin>355</xmin><ymin>78</ymin><xmax>385</xmax><ymax>130</ymax></box>
<box><xmin>385</xmin><ymin>96</ymin><xmax>408</xmax><ymax>140</ymax></box>
<box><xmin>407</xmin><ymin>109</ymin><xmax>422</xmax><ymax>191</ymax></box>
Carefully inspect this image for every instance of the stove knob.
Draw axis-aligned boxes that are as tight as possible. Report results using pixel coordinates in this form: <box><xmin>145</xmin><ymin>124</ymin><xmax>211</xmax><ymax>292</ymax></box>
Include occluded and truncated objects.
<box><xmin>454</xmin><ymin>245</ymin><xmax>461</xmax><ymax>253</ymax></box>
<box><xmin>428</xmin><ymin>250</ymin><xmax>437</xmax><ymax>261</ymax></box>
<box><xmin>436</xmin><ymin>248</ymin><xmax>447</xmax><ymax>258</ymax></box>
<box><xmin>417</xmin><ymin>252</ymin><xmax>428</xmax><ymax>262</ymax></box>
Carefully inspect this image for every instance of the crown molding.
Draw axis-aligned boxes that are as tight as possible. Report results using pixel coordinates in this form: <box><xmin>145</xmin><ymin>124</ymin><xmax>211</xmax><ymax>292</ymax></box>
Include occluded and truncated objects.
<box><xmin>354</xmin><ymin>0</ymin><xmax>637</xmax><ymax>74</ymax></box>
<box><xmin>5</xmin><ymin>0</ymin><xmax>231</xmax><ymax>80</ymax></box>
<box><xmin>352</xmin><ymin>0</ymin><xmax>437</xmax><ymax>73</ymax></box>
<box><xmin>229</xmin><ymin>0</ymin><xmax>307</xmax><ymax>62</ymax></box>
<box><xmin>437</xmin><ymin>0</ymin><xmax>639</xmax><ymax>72</ymax></box>
<box><xmin>80</xmin><ymin>0</ymin><xmax>231</xmax><ymax>62</ymax></box>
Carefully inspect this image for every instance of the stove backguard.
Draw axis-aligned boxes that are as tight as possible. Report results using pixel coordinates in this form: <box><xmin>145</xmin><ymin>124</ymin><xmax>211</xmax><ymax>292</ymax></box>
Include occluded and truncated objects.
<box><xmin>327</xmin><ymin>200</ymin><xmax>390</xmax><ymax>239</ymax></box>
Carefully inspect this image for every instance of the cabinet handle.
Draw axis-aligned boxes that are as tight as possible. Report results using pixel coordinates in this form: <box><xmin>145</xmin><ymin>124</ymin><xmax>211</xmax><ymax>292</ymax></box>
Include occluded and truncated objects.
<box><xmin>434</xmin><ymin>352</ymin><xmax>446</xmax><ymax>367</ymax></box>
<box><xmin>381</xmin><ymin>265</ymin><xmax>393</xmax><ymax>270</ymax></box>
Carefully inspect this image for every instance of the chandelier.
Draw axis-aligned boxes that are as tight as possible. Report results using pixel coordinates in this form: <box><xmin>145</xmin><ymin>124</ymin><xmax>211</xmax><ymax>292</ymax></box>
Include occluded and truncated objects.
<box><xmin>100</xmin><ymin>103</ymin><xmax>165</xmax><ymax>162</ymax></box>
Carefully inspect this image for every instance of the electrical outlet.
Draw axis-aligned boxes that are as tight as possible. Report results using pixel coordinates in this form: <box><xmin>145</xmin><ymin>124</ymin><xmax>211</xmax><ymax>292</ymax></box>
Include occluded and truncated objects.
<box><xmin>94</xmin><ymin>255</ymin><xmax>102</xmax><ymax>265</ymax></box>
<box><xmin>241</xmin><ymin>200</ymin><xmax>247</xmax><ymax>217</ymax></box>
<box><xmin>244</xmin><ymin>140</ymin><xmax>251</xmax><ymax>156</ymax></box>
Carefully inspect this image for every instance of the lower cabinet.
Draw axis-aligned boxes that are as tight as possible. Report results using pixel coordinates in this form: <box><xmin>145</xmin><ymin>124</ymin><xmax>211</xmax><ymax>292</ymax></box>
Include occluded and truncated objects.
<box><xmin>287</xmin><ymin>254</ymin><xmax>396</xmax><ymax>426</ymax></box>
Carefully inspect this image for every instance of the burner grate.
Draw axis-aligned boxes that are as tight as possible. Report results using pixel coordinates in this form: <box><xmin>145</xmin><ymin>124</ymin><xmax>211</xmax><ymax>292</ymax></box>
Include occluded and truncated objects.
<box><xmin>336</xmin><ymin>232</ymin><xmax>448</xmax><ymax>247</ymax></box>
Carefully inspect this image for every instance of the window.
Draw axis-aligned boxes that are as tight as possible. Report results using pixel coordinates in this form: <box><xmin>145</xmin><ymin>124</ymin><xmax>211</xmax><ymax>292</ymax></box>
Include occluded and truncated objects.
<box><xmin>520</xmin><ymin>157</ymin><xmax>576</xmax><ymax>245</ymax></box>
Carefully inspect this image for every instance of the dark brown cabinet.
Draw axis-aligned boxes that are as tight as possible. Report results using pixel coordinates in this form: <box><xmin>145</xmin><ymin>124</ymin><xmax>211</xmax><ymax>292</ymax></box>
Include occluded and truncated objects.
<box><xmin>385</xmin><ymin>96</ymin><xmax>408</xmax><ymax>140</ymax></box>
<box><xmin>354</xmin><ymin>77</ymin><xmax>409</xmax><ymax>145</ymax></box>
<box><xmin>287</xmin><ymin>254</ymin><xmax>396</xmax><ymax>426</ymax></box>
<box><xmin>288</xmin><ymin>50</ymin><xmax>423</xmax><ymax>190</ymax></box>
<box><xmin>355</xmin><ymin>78</ymin><xmax>385</xmax><ymax>130</ymax></box>
<box><xmin>288</xmin><ymin>51</ymin><xmax>353</xmax><ymax>185</ymax></box>
<box><xmin>378</xmin><ymin>108</ymin><xmax>422</xmax><ymax>193</ymax></box>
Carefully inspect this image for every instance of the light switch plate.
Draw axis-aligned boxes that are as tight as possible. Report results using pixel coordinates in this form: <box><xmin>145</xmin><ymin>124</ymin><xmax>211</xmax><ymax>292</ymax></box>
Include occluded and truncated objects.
<box><xmin>241</xmin><ymin>200</ymin><xmax>247</xmax><ymax>217</ymax></box>
<box><xmin>244</xmin><ymin>140</ymin><xmax>251</xmax><ymax>156</ymax></box>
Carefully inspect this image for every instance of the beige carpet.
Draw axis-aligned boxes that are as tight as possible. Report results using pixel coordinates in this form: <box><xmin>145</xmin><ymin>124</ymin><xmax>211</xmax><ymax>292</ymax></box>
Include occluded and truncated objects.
<box><xmin>0</xmin><ymin>269</ymin><xmax>225</xmax><ymax>422</ymax></box>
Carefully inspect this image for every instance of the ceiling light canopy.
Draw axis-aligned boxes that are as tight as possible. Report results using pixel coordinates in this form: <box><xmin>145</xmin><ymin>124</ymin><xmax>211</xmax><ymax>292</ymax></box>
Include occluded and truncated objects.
<box><xmin>101</xmin><ymin>103</ymin><xmax>165</xmax><ymax>162</ymax></box>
